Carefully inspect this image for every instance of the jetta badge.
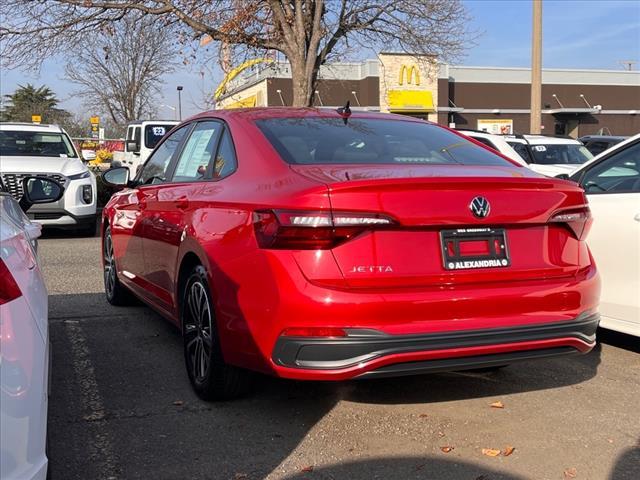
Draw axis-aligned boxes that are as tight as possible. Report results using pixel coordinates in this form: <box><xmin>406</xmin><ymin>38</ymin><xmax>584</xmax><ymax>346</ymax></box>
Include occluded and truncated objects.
<box><xmin>470</xmin><ymin>196</ymin><xmax>491</xmax><ymax>218</ymax></box>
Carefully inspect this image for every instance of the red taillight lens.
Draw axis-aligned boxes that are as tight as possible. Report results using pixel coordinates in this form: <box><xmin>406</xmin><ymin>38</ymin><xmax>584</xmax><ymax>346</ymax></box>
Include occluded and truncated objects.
<box><xmin>549</xmin><ymin>206</ymin><xmax>592</xmax><ymax>240</ymax></box>
<box><xmin>254</xmin><ymin>210</ymin><xmax>396</xmax><ymax>249</ymax></box>
<box><xmin>0</xmin><ymin>259</ymin><xmax>22</xmax><ymax>306</ymax></box>
<box><xmin>281</xmin><ymin>327</ymin><xmax>347</xmax><ymax>337</ymax></box>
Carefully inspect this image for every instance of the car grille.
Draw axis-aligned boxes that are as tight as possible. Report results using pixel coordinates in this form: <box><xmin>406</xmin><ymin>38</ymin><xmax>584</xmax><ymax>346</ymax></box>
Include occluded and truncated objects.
<box><xmin>0</xmin><ymin>173</ymin><xmax>67</xmax><ymax>200</ymax></box>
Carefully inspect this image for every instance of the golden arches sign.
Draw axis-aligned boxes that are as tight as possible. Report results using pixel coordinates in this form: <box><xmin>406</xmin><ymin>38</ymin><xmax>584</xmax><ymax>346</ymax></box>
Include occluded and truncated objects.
<box><xmin>398</xmin><ymin>64</ymin><xmax>421</xmax><ymax>86</ymax></box>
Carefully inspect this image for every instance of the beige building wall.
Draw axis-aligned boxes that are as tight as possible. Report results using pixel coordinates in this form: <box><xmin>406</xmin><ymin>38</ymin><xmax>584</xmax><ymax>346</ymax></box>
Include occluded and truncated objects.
<box><xmin>378</xmin><ymin>53</ymin><xmax>439</xmax><ymax>121</ymax></box>
<box><xmin>217</xmin><ymin>79</ymin><xmax>269</xmax><ymax>109</ymax></box>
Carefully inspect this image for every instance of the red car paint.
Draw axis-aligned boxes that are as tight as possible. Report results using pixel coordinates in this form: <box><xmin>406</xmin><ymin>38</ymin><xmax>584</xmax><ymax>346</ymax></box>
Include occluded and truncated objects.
<box><xmin>102</xmin><ymin>108</ymin><xmax>599</xmax><ymax>380</ymax></box>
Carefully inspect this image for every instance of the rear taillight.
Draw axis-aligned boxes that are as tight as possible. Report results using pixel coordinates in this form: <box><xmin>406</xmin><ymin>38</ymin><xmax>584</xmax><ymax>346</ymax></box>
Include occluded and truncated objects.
<box><xmin>549</xmin><ymin>206</ymin><xmax>592</xmax><ymax>240</ymax></box>
<box><xmin>254</xmin><ymin>210</ymin><xmax>396</xmax><ymax>249</ymax></box>
<box><xmin>0</xmin><ymin>259</ymin><xmax>22</xmax><ymax>306</ymax></box>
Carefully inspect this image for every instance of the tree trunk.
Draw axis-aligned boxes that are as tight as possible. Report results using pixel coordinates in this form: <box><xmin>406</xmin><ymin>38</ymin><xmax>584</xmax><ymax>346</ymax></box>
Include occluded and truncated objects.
<box><xmin>289</xmin><ymin>56</ymin><xmax>317</xmax><ymax>107</ymax></box>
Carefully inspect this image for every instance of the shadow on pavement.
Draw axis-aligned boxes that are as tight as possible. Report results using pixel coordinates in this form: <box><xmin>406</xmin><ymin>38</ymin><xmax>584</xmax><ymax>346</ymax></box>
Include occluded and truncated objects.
<box><xmin>597</xmin><ymin>328</ymin><xmax>640</xmax><ymax>354</ymax></box>
<box><xmin>609</xmin><ymin>445</ymin><xmax>640</xmax><ymax>480</ymax></box>
<box><xmin>47</xmin><ymin>292</ymin><xmax>604</xmax><ymax>479</ymax></box>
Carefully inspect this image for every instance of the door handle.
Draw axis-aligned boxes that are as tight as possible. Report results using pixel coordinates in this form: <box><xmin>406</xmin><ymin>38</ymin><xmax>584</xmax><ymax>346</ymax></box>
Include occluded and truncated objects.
<box><xmin>176</xmin><ymin>197</ymin><xmax>189</xmax><ymax>210</ymax></box>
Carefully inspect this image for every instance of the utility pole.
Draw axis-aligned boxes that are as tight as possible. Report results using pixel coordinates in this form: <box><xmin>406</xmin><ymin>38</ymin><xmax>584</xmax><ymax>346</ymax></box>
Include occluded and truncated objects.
<box><xmin>530</xmin><ymin>0</ymin><xmax>543</xmax><ymax>134</ymax></box>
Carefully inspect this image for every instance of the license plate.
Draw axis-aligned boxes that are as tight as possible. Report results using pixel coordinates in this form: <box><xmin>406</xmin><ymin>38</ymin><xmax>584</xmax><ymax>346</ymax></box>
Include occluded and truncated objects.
<box><xmin>440</xmin><ymin>227</ymin><xmax>510</xmax><ymax>270</ymax></box>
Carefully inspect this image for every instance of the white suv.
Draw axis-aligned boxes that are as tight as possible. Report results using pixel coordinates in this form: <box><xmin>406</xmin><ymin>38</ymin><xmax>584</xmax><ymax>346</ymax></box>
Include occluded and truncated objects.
<box><xmin>504</xmin><ymin>134</ymin><xmax>593</xmax><ymax>177</ymax></box>
<box><xmin>0</xmin><ymin>123</ymin><xmax>97</xmax><ymax>235</ymax></box>
<box><xmin>459</xmin><ymin>130</ymin><xmax>593</xmax><ymax>177</ymax></box>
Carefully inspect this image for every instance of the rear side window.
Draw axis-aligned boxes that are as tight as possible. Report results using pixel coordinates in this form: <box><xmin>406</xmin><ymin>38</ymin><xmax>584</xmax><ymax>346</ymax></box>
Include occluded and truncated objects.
<box><xmin>508</xmin><ymin>142</ymin><xmax>532</xmax><ymax>163</ymax></box>
<box><xmin>255</xmin><ymin>118</ymin><xmax>511</xmax><ymax>166</ymax></box>
<box><xmin>172</xmin><ymin>121</ymin><xmax>222</xmax><ymax>182</ymax></box>
<box><xmin>145</xmin><ymin>124</ymin><xmax>172</xmax><ymax>149</ymax></box>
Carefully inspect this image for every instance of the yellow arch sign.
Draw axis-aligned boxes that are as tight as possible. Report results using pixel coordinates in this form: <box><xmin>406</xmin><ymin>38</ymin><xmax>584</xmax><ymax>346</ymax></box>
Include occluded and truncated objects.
<box><xmin>214</xmin><ymin>58</ymin><xmax>274</xmax><ymax>101</ymax></box>
<box><xmin>398</xmin><ymin>64</ymin><xmax>421</xmax><ymax>86</ymax></box>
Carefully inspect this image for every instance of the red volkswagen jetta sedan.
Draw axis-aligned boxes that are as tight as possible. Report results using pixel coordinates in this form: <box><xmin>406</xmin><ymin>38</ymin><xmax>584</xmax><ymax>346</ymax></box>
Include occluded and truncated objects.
<box><xmin>101</xmin><ymin>108</ymin><xmax>600</xmax><ymax>400</ymax></box>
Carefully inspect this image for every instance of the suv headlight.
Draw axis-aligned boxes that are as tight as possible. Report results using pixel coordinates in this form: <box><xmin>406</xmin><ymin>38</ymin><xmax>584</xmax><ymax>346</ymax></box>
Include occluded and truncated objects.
<box><xmin>68</xmin><ymin>171</ymin><xmax>91</xmax><ymax>180</ymax></box>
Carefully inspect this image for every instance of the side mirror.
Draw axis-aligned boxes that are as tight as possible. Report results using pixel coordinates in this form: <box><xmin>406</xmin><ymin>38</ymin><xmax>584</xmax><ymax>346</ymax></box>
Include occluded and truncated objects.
<box><xmin>81</xmin><ymin>149</ymin><xmax>96</xmax><ymax>162</ymax></box>
<box><xmin>19</xmin><ymin>176</ymin><xmax>65</xmax><ymax>212</ymax></box>
<box><xmin>126</xmin><ymin>140</ymin><xmax>140</xmax><ymax>155</ymax></box>
<box><xmin>102</xmin><ymin>166</ymin><xmax>130</xmax><ymax>188</ymax></box>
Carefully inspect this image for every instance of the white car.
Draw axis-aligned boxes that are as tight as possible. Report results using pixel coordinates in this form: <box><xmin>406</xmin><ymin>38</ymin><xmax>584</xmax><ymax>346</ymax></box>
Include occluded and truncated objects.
<box><xmin>565</xmin><ymin>134</ymin><xmax>640</xmax><ymax>337</ymax></box>
<box><xmin>122</xmin><ymin>120</ymin><xmax>179</xmax><ymax>173</ymax></box>
<box><xmin>0</xmin><ymin>123</ymin><xmax>97</xmax><ymax>235</ymax></box>
<box><xmin>1</xmin><ymin>175</ymin><xmax>64</xmax><ymax>480</ymax></box>
<box><xmin>457</xmin><ymin>130</ymin><xmax>527</xmax><ymax>164</ymax></box>
<box><xmin>505</xmin><ymin>134</ymin><xmax>593</xmax><ymax>177</ymax></box>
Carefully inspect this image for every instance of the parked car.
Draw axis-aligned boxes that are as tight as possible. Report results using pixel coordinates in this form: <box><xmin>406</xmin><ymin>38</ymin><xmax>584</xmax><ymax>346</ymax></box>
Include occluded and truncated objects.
<box><xmin>122</xmin><ymin>120</ymin><xmax>179</xmax><ymax>174</ymax></box>
<box><xmin>457</xmin><ymin>130</ymin><xmax>529</xmax><ymax>165</ymax></box>
<box><xmin>101</xmin><ymin>108</ymin><xmax>600</xmax><ymax>400</ymax></box>
<box><xmin>0</xmin><ymin>122</ymin><xmax>97</xmax><ymax>235</ymax></box>
<box><xmin>504</xmin><ymin>134</ymin><xmax>594</xmax><ymax>177</ymax></box>
<box><xmin>1</xmin><ymin>175</ymin><xmax>65</xmax><ymax>480</ymax></box>
<box><xmin>562</xmin><ymin>134</ymin><xmax>640</xmax><ymax>337</ymax></box>
<box><xmin>579</xmin><ymin>135</ymin><xmax>628</xmax><ymax>156</ymax></box>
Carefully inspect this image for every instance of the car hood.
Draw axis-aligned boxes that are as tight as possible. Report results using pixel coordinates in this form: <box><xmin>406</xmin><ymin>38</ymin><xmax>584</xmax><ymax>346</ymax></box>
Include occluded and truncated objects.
<box><xmin>0</xmin><ymin>155</ymin><xmax>87</xmax><ymax>177</ymax></box>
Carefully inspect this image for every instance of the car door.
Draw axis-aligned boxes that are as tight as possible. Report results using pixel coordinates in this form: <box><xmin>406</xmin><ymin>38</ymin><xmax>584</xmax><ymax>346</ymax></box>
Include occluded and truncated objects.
<box><xmin>141</xmin><ymin>120</ymin><xmax>226</xmax><ymax>314</ymax></box>
<box><xmin>577</xmin><ymin>140</ymin><xmax>640</xmax><ymax>335</ymax></box>
<box><xmin>116</xmin><ymin>124</ymin><xmax>190</xmax><ymax>298</ymax></box>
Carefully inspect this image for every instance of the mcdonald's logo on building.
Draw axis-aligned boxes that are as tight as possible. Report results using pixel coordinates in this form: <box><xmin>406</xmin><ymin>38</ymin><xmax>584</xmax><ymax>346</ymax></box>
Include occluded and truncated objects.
<box><xmin>398</xmin><ymin>64</ymin><xmax>421</xmax><ymax>86</ymax></box>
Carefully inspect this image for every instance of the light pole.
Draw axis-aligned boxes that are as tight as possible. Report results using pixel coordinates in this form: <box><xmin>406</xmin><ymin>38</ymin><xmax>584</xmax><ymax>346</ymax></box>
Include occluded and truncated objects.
<box><xmin>530</xmin><ymin>0</ymin><xmax>543</xmax><ymax>134</ymax></box>
<box><xmin>177</xmin><ymin>86</ymin><xmax>183</xmax><ymax>121</ymax></box>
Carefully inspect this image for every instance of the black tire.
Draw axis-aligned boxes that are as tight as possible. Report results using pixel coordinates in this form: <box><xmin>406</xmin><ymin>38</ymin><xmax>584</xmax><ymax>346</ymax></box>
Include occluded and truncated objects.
<box><xmin>103</xmin><ymin>226</ymin><xmax>135</xmax><ymax>305</ymax></box>
<box><xmin>182</xmin><ymin>265</ymin><xmax>251</xmax><ymax>401</ymax></box>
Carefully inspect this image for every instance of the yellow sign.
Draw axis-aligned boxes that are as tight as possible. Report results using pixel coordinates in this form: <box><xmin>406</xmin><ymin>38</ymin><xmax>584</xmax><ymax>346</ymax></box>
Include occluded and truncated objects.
<box><xmin>225</xmin><ymin>95</ymin><xmax>257</xmax><ymax>109</ymax></box>
<box><xmin>398</xmin><ymin>64</ymin><xmax>421</xmax><ymax>86</ymax></box>
<box><xmin>90</xmin><ymin>116</ymin><xmax>100</xmax><ymax>125</ymax></box>
<box><xmin>388</xmin><ymin>90</ymin><xmax>434</xmax><ymax>112</ymax></box>
<box><xmin>31</xmin><ymin>114</ymin><xmax>41</xmax><ymax>123</ymax></box>
<box><xmin>477</xmin><ymin>119</ymin><xmax>513</xmax><ymax>134</ymax></box>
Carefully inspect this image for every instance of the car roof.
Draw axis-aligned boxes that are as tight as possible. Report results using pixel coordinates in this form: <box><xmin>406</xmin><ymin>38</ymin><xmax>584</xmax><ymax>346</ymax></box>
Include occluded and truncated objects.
<box><xmin>127</xmin><ymin>120</ymin><xmax>180</xmax><ymax>126</ymax></box>
<box><xmin>505</xmin><ymin>135</ymin><xmax>582</xmax><ymax>145</ymax></box>
<box><xmin>187</xmin><ymin>107</ymin><xmax>429</xmax><ymax>124</ymax></box>
<box><xmin>0</xmin><ymin>122</ymin><xmax>64</xmax><ymax>133</ymax></box>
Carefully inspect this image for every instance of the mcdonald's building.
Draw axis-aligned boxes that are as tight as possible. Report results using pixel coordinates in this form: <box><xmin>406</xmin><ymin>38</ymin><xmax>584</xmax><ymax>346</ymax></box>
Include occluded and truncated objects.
<box><xmin>216</xmin><ymin>52</ymin><xmax>640</xmax><ymax>137</ymax></box>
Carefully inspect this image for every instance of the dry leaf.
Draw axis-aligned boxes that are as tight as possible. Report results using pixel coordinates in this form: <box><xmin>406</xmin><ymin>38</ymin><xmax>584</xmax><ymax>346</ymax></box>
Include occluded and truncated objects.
<box><xmin>564</xmin><ymin>467</ymin><xmax>577</xmax><ymax>478</ymax></box>
<box><xmin>490</xmin><ymin>401</ymin><xmax>504</xmax><ymax>409</ymax></box>
<box><xmin>503</xmin><ymin>446</ymin><xmax>515</xmax><ymax>456</ymax></box>
<box><xmin>440</xmin><ymin>446</ymin><xmax>454</xmax><ymax>453</ymax></box>
<box><xmin>234</xmin><ymin>474</ymin><xmax>248</xmax><ymax>480</ymax></box>
<box><xmin>419</xmin><ymin>413</ymin><xmax>429</xmax><ymax>418</ymax></box>
<box><xmin>301</xmin><ymin>465</ymin><xmax>314</xmax><ymax>473</ymax></box>
<box><xmin>482</xmin><ymin>448</ymin><xmax>501</xmax><ymax>457</ymax></box>
<box><xmin>172</xmin><ymin>400</ymin><xmax>184</xmax><ymax>406</ymax></box>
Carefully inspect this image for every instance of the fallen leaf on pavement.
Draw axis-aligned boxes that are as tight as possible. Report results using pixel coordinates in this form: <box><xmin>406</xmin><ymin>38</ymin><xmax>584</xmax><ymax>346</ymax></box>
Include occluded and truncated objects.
<box><xmin>503</xmin><ymin>446</ymin><xmax>515</xmax><ymax>456</ymax></box>
<box><xmin>482</xmin><ymin>448</ymin><xmax>501</xmax><ymax>457</ymax></box>
<box><xmin>490</xmin><ymin>401</ymin><xmax>504</xmax><ymax>409</ymax></box>
<box><xmin>440</xmin><ymin>446</ymin><xmax>455</xmax><ymax>453</ymax></box>
<box><xmin>301</xmin><ymin>465</ymin><xmax>314</xmax><ymax>473</ymax></box>
<box><xmin>564</xmin><ymin>467</ymin><xmax>578</xmax><ymax>478</ymax></box>
<box><xmin>172</xmin><ymin>400</ymin><xmax>184</xmax><ymax>406</ymax></box>
<box><xmin>419</xmin><ymin>413</ymin><xmax>429</xmax><ymax>418</ymax></box>
<box><xmin>234</xmin><ymin>474</ymin><xmax>248</xmax><ymax>480</ymax></box>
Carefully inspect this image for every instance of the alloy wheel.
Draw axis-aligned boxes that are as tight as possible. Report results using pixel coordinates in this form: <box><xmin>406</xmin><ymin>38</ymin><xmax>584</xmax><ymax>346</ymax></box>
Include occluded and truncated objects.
<box><xmin>103</xmin><ymin>231</ymin><xmax>116</xmax><ymax>298</ymax></box>
<box><xmin>183</xmin><ymin>281</ymin><xmax>213</xmax><ymax>383</ymax></box>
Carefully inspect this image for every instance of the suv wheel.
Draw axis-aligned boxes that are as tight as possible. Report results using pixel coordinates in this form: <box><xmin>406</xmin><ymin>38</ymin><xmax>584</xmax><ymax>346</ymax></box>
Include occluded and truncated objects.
<box><xmin>182</xmin><ymin>265</ymin><xmax>250</xmax><ymax>400</ymax></box>
<box><xmin>103</xmin><ymin>226</ymin><xmax>134</xmax><ymax>305</ymax></box>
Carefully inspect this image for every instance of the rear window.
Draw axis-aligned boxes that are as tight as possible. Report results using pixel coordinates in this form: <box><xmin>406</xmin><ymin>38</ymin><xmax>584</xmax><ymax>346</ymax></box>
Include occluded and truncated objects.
<box><xmin>529</xmin><ymin>144</ymin><xmax>593</xmax><ymax>165</ymax></box>
<box><xmin>255</xmin><ymin>118</ymin><xmax>512</xmax><ymax>166</ymax></box>
<box><xmin>144</xmin><ymin>124</ymin><xmax>172</xmax><ymax>149</ymax></box>
<box><xmin>0</xmin><ymin>130</ymin><xmax>77</xmax><ymax>158</ymax></box>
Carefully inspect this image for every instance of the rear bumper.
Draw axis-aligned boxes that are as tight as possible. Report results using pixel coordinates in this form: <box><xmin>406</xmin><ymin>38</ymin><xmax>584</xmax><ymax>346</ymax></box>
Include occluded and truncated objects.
<box><xmin>271</xmin><ymin>312</ymin><xmax>599</xmax><ymax>380</ymax></box>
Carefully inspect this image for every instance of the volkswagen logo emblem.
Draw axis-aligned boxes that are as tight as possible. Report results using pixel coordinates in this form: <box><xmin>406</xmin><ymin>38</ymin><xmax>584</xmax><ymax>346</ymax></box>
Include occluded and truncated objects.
<box><xmin>470</xmin><ymin>196</ymin><xmax>491</xmax><ymax>218</ymax></box>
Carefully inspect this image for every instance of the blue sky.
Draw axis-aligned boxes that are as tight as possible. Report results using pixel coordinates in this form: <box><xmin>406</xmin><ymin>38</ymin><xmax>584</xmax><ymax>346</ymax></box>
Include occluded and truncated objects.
<box><xmin>1</xmin><ymin>0</ymin><xmax>638</xmax><ymax>118</ymax></box>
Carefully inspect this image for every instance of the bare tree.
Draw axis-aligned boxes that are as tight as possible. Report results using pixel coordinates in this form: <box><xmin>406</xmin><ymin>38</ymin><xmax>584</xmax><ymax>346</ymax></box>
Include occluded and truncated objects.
<box><xmin>63</xmin><ymin>15</ymin><xmax>178</xmax><ymax>123</ymax></box>
<box><xmin>1</xmin><ymin>1</ymin><xmax>473</xmax><ymax>107</ymax></box>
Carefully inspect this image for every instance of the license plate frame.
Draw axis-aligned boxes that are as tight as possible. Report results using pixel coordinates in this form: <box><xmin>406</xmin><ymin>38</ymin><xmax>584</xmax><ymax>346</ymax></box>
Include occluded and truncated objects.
<box><xmin>440</xmin><ymin>227</ymin><xmax>510</xmax><ymax>271</ymax></box>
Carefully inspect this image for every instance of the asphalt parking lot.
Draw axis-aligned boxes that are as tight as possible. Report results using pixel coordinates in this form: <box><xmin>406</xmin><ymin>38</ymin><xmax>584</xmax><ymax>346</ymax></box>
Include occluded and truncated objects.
<box><xmin>40</xmin><ymin>230</ymin><xmax>639</xmax><ymax>480</ymax></box>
